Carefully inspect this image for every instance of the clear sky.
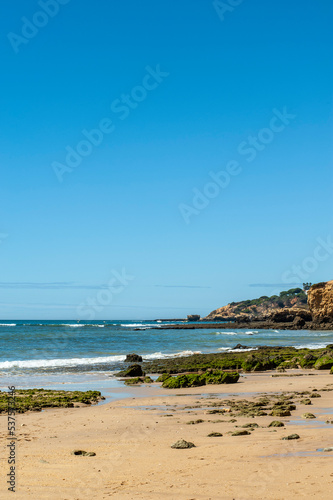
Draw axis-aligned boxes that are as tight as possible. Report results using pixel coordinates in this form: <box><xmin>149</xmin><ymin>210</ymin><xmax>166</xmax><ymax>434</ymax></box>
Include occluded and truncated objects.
<box><xmin>0</xmin><ymin>0</ymin><xmax>332</xmax><ymax>319</ymax></box>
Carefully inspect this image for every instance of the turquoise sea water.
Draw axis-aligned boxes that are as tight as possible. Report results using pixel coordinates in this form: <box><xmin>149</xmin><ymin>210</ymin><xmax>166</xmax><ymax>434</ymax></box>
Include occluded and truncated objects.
<box><xmin>0</xmin><ymin>320</ymin><xmax>332</xmax><ymax>390</ymax></box>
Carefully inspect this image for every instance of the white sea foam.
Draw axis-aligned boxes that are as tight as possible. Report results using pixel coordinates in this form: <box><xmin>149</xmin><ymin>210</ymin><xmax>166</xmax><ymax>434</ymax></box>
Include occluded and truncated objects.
<box><xmin>245</xmin><ymin>331</ymin><xmax>256</xmax><ymax>335</ymax></box>
<box><xmin>63</xmin><ymin>324</ymin><xmax>85</xmax><ymax>327</ymax></box>
<box><xmin>217</xmin><ymin>347</ymin><xmax>257</xmax><ymax>353</ymax></box>
<box><xmin>121</xmin><ymin>323</ymin><xmax>160</xmax><ymax>328</ymax></box>
<box><xmin>294</xmin><ymin>343</ymin><xmax>329</xmax><ymax>350</ymax></box>
<box><xmin>143</xmin><ymin>350</ymin><xmax>201</xmax><ymax>360</ymax></box>
<box><xmin>0</xmin><ymin>323</ymin><xmax>16</xmax><ymax>326</ymax></box>
<box><xmin>215</xmin><ymin>332</ymin><xmax>237</xmax><ymax>336</ymax></box>
<box><xmin>0</xmin><ymin>355</ymin><xmax>127</xmax><ymax>370</ymax></box>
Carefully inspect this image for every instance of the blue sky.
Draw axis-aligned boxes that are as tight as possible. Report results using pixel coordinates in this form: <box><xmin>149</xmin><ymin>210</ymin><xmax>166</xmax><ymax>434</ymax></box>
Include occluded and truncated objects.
<box><xmin>0</xmin><ymin>0</ymin><xmax>332</xmax><ymax>319</ymax></box>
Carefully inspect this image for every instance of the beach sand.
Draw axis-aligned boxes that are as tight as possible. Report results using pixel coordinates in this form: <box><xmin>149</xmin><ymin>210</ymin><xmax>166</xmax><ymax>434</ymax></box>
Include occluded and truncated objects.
<box><xmin>1</xmin><ymin>370</ymin><xmax>332</xmax><ymax>499</ymax></box>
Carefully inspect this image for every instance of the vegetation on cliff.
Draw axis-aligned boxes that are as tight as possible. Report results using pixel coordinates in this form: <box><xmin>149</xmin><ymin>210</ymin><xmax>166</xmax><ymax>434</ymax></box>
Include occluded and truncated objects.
<box><xmin>204</xmin><ymin>288</ymin><xmax>308</xmax><ymax>321</ymax></box>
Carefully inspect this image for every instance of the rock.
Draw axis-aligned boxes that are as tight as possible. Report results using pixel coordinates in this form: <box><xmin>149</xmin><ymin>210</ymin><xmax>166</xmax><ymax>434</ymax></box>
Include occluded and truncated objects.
<box><xmin>171</xmin><ymin>439</ymin><xmax>195</xmax><ymax>449</ymax></box>
<box><xmin>208</xmin><ymin>432</ymin><xmax>223</xmax><ymax>437</ymax></box>
<box><xmin>124</xmin><ymin>377</ymin><xmax>144</xmax><ymax>385</ymax></box>
<box><xmin>282</xmin><ymin>434</ymin><xmax>300</xmax><ymax>440</ymax></box>
<box><xmin>238</xmin><ymin>423</ymin><xmax>259</xmax><ymax>428</ymax></box>
<box><xmin>314</xmin><ymin>356</ymin><xmax>333</xmax><ymax>370</ymax></box>
<box><xmin>270</xmin><ymin>409</ymin><xmax>291</xmax><ymax>417</ymax></box>
<box><xmin>323</xmin><ymin>447</ymin><xmax>333</xmax><ymax>452</ymax></box>
<box><xmin>293</xmin><ymin>316</ymin><xmax>306</xmax><ymax>328</ymax></box>
<box><xmin>300</xmin><ymin>398</ymin><xmax>312</xmax><ymax>405</ymax></box>
<box><xmin>156</xmin><ymin>373</ymin><xmax>171</xmax><ymax>383</ymax></box>
<box><xmin>117</xmin><ymin>364</ymin><xmax>144</xmax><ymax>377</ymax></box>
<box><xmin>162</xmin><ymin>371</ymin><xmax>239</xmax><ymax>388</ymax></box>
<box><xmin>125</xmin><ymin>353</ymin><xmax>143</xmax><ymax>362</ymax></box>
<box><xmin>268</xmin><ymin>421</ymin><xmax>285</xmax><ymax>427</ymax></box>
<box><xmin>187</xmin><ymin>315</ymin><xmax>200</xmax><ymax>321</ymax></box>
<box><xmin>71</xmin><ymin>450</ymin><xmax>96</xmax><ymax>456</ymax></box>
<box><xmin>331</xmin><ymin>366</ymin><xmax>333</xmax><ymax>374</ymax></box>
<box><xmin>233</xmin><ymin>344</ymin><xmax>249</xmax><ymax>350</ymax></box>
<box><xmin>231</xmin><ymin>430</ymin><xmax>251</xmax><ymax>436</ymax></box>
<box><xmin>302</xmin><ymin>413</ymin><xmax>316</xmax><ymax>419</ymax></box>
<box><xmin>144</xmin><ymin>376</ymin><xmax>154</xmax><ymax>383</ymax></box>
<box><xmin>308</xmin><ymin>281</ymin><xmax>333</xmax><ymax>323</ymax></box>
<box><xmin>186</xmin><ymin>419</ymin><xmax>204</xmax><ymax>425</ymax></box>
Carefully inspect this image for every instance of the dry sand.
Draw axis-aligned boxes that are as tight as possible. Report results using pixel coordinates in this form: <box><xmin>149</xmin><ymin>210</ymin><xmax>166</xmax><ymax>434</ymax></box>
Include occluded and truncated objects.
<box><xmin>1</xmin><ymin>370</ymin><xmax>333</xmax><ymax>499</ymax></box>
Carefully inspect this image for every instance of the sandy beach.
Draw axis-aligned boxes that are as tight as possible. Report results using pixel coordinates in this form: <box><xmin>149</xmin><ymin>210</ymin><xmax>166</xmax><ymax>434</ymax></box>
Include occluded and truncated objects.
<box><xmin>1</xmin><ymin>370</ymin><xmax>332</xmax><ymax>499</ymax></box>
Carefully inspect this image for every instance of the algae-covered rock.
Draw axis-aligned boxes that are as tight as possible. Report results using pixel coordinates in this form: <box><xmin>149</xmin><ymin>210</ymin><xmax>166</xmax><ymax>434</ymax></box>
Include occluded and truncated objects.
<box><xmin>310</xmin><ymin>392</ymin><xmax>321</xmax><ymax>398</ymax></box>
<box><xmin>124</xmin><ymin>377</ymin><xmax>144</xmax><ymax>385</ymax></box>
<box><xmin>186</xmin><ymin>419</ymin><xmax>204</xmax><ymax>425</ymax></box>
<box><xmin>162</xmin><ymin>374</ymin><xmax>204</xmax><ymax>389</ymax></box>
<box><xmin>300</xmin><ymin>398</ymin><xmax>312</xmax><ymax>405</ymax></box>
<box><xmin>162</xmin><ymin>371</ymin><xmax>239</xmax><ymax>389</ymax></box>
<box><xmin>302</xmin><ymin>413</ymin><xmax>316</xmax><ymax>419</ymax></box>
<box><xmin>270</xmin><ymin>409</ymin><xmax>291</xmax><ymax>417</ymax></box>
<box><xmin>204</xmin><ymin>371</ymin><xmax>240</xmax><ymax>384</ymax></box>
<box><xmin>282</xmin><ymin>434</ymin><xmax>300</xmax><ymax>440</ymax></box>
<box><xmin>330</xmin><ymin>366</ymin><xmax>333</xmax><ymax>374</ymax></box>
<box><xmin>156</xmin><ymin>373</ymin><xmax>172</xmax><ymax>383</ymax></box>
<box><xmin>208</xmin><ymin>432</ymin><xmax>223</xmax><ymax>437</ymax></box>
<box><xmin>117</xmin><ymin>364</ymin><xmax>144</xmax><ymax>377</ymax></box>
<box><xmin>238</xmin><ymin>423</ymin><xmax>259</xmax><ymax>429</ymax></box>
<box><xmin>125</xmin><ymin>353</ymin><xmax>143</xmax><ymax>362</ymax></box>
<box><xmin>144</xmin><ymin>376</ymin><xmax>154</xmax><ymax>383</ymax></box>
<box><xmin>314</xmin><ymin>356</ymin><xmax>333</xmax><ymax>370</ymax></box>
<box><xmin>171</xmin><ymin>439</ymin><xmax>195</xmax><ymax>449</ymax></box>
<box><xmin>268</xmin><ymin>421</ymin><xmax>284</xmax><ymax>427</ymax></box>
<box><xmin>231</xmin><ymin>430</ymin><xmax>251</xmax><ymax>436</ymax></box>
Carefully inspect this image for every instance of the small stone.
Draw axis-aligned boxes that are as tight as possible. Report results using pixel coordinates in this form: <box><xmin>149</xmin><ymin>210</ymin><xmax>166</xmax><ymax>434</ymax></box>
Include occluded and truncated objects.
<box><xmin>268</xmin><ymin>421</ymin><xmax>284</xmax><ymax>427</ymax></box>
<box><xmin>323</xmin><ymin>447</ymin><xmax>333</xmax><ymax>452</ymax></box>
<box><xmin>231</xmin><ymin>430</ymin><xmax>251</xmax><ymax>436</ymax></box>
<box><xmin>282</xmin><ymin>434</ymin><xmax>300</xmax><ymax>440</ymax></box>
<box><xmin>171</xmin><ymin>439</ymin><xmax>195</xmax><ymax>449</ymax></box>
<box><xmin>302</xmin><ymin>413</ymin><xmax>316</xmax><ymax>419</ymax></box>
<box><xmin>207</xmin><ymin>432</ymin><xmax>223</xmax><ymax>437</ymax></box>
<box><xmin>71</xmin><ymin>450</ymin><xmax>96</xmax><ymax>456</ymax></box>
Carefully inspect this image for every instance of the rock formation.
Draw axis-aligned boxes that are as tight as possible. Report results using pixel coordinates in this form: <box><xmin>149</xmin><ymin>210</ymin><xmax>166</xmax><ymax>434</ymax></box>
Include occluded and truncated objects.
<box><xmin>204</xmin><ymin>288</ymin><xmax>309</xmax><ymax>322</ymax></box>
<box><xmin>308</xmin><ymin>280</ymin><xmax>333</xmax><ymax>324</ymax></box>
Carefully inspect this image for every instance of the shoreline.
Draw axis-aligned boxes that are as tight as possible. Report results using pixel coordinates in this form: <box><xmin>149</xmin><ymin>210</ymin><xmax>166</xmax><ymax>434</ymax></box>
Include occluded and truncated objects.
<box><xmin>1</xmin><ymin>369</ymin><xmax>332</xmax><ymax>499</ymax></box>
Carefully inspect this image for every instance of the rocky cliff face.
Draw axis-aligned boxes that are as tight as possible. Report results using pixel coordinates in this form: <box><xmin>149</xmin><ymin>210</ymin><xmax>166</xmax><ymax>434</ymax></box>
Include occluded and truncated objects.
<box><xmin>204</xmin><ymin>288</ymin><xmax>309</xmax><ymax>322</ymax></box>
<box><xmin>308</xmin><ymin>280</ymin><xmax>333</xmax><ymax>324</ymax></box>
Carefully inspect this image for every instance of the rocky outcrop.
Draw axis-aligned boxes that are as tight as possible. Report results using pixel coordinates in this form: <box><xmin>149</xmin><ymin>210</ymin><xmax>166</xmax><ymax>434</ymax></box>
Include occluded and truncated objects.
<box><xmin>125</xmin><ymin>353</ymin><xmax>143</xmax><ymax>362</ymax></box>
<box><xmin>308</xmin><ymin>281</ymin><xmax>333</xmax><ymax>324</ymax></box>
<box><xmin>204</xmin><ymin>288</ymin><xmax>308</xmax><ymax>322</ymax></box>
<box><xmin>187</xmin><ymin>314</ymin><xmax>200</xmax><ymax>321</ymax></box>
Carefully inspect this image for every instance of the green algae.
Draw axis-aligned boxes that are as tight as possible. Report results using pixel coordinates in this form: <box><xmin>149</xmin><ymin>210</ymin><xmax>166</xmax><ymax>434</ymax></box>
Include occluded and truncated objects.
<box><xmin>0</xmin><ymin>389</ymin><xmax>103</xmax><ymax>413</ymax></box>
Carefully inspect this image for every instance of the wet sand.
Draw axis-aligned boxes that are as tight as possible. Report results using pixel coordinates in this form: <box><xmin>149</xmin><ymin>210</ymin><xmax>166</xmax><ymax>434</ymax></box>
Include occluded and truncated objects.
<box><xmin>1</xmin><ymin>370</ymin><xmax>333</xmax><ymax>499</ymax></box>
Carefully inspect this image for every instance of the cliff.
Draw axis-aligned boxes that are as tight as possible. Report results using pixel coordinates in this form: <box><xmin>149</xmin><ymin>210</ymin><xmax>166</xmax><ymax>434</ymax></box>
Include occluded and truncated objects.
<box><xmin>204</xmin><ymin>288</ymin><xmax>309</xmax><ymax>322</ymax></box>
<box><xmin>308</xmin><ymin>280</ymin><xmax>333</xmax><ymax>324</ymax></box>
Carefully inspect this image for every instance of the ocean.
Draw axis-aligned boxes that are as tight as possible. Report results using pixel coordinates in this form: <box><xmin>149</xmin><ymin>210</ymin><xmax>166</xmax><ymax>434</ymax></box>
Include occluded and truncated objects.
<box><xmin>1</xmin><ymin>320</ymin><xmax>332</xmax><ymax>392</ymax></box>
